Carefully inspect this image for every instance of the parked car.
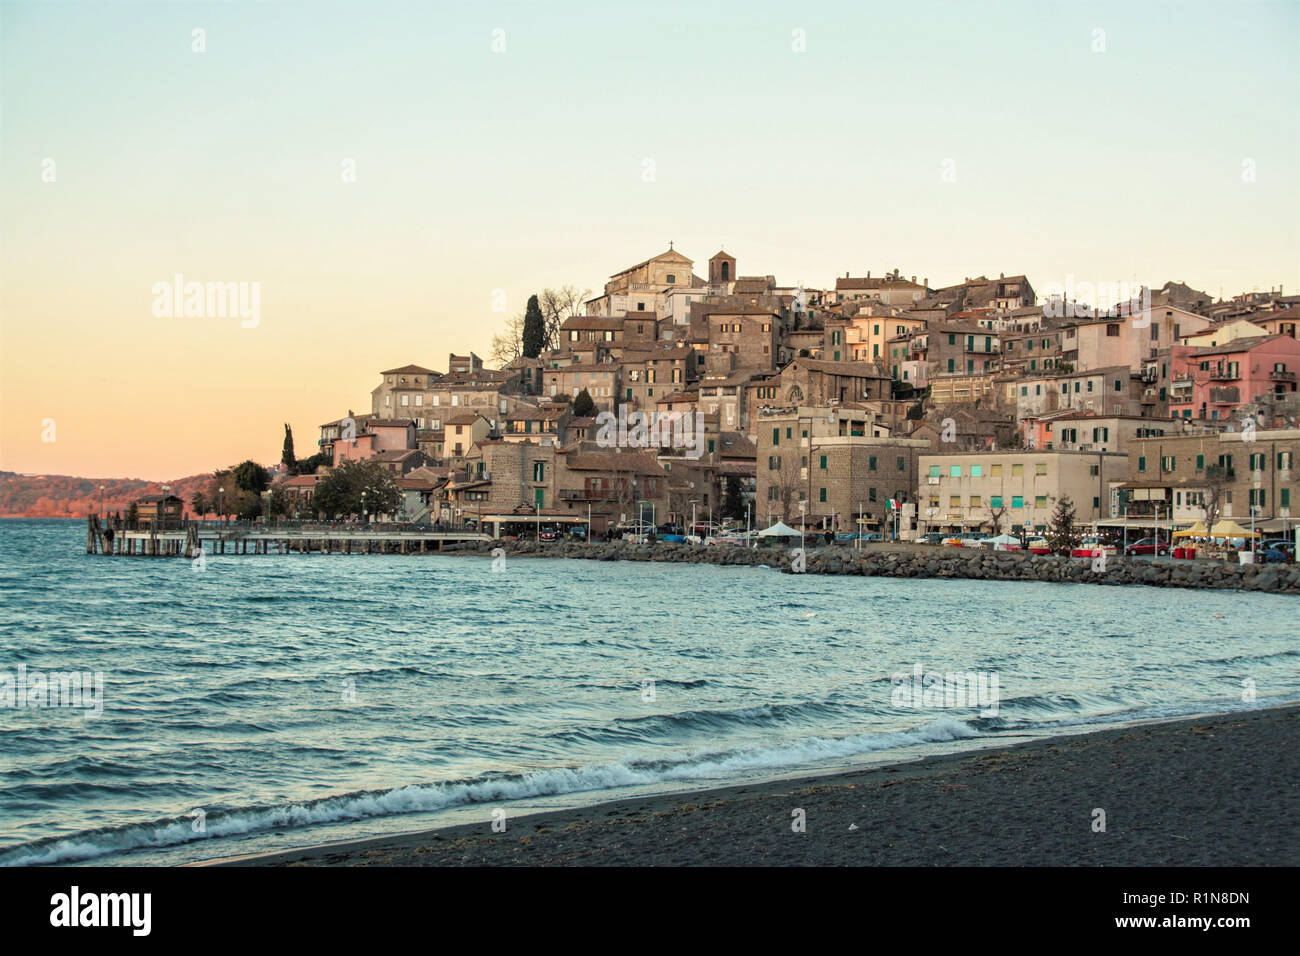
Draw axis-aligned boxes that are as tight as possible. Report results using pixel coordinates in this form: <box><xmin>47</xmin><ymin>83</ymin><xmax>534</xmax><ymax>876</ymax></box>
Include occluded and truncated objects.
<box><xmin>1258</xmin><ymin>539</ymin><xmax>1295</xmax><ymax>563</ymax></box>
<box><xmin>538</xmin><ymin>526</ymin><xmax>558</xmax><ymax>541</ymax></box>
<box><xmin>1124</xmin><ymin>537</ymin><xmax>1170</xmax><ymax>557</ymax></box>
<box><xmin>918</xmin><ymin>532</ymin><xmax>947</xmax><ymax>545</ymax></box>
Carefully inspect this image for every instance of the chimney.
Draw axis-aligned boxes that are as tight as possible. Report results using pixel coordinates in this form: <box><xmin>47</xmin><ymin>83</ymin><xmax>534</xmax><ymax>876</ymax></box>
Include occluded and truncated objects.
<box><xmin>867</xmin><ymin>271</ymin><xmax>871</xmax><ymax>278</ymax></box>
<box><xmin>911</xmin><ymin>276</ymin><xmax>916</xmax><ymax>284</ymax></box>
<box><xmin>1000</xmin><ymin>272</ymin><xmax>1005</xmax><ymax>279</ymax></box>
<box><xmin>923</xmin><ymin>277</ymin><xmax>928</xmax><ymax>288</ymax></box>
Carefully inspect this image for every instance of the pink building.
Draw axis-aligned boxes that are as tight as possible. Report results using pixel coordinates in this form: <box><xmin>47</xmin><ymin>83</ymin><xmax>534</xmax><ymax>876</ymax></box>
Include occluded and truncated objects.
<box><xmin>333</xmin><ymin>419</ymin><xmax>417</xmax><ymax>466</ymax></box>
<box><xmin>1168</xmin><ymin>335</ymin><xmax>1300</xmax><ymax>421</ymax></box>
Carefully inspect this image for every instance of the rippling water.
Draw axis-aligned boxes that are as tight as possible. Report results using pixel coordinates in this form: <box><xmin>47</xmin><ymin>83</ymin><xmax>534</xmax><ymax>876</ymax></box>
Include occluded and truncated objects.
<box><xmin>0</xmin><ymin>518</ymin><xmax>1296</xmax><ymax>866</ymax></box>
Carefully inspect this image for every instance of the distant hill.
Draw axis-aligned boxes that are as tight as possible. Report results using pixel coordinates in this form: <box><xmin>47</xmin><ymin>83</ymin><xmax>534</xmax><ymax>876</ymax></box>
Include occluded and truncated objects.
<box><xmin>0</xmin><ymin>472</ymin><xmax>216</xmax><ymax>518</ymax></box>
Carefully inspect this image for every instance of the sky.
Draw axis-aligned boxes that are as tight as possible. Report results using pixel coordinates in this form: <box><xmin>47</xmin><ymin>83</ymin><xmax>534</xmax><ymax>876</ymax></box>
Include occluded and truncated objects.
<box><xmin>1</xmin><ymin>0</ymin><xmax>1297</xmax><ymax>480</ymax></box>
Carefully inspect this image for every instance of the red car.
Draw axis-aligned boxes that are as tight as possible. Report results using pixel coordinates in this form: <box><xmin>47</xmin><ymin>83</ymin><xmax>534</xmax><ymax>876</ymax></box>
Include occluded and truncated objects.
<box><xmin>1124</xmin><ymin>537</ymin><xmax>1170</xmax><ymax>557</ymax></box>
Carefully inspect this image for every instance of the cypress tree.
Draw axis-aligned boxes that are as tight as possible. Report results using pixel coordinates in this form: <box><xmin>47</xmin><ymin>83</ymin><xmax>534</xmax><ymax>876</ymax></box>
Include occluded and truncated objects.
<box><xmin>522</xmin><ymin>294</ymin><xmax>545</xmax><ymax>358</ymax></box>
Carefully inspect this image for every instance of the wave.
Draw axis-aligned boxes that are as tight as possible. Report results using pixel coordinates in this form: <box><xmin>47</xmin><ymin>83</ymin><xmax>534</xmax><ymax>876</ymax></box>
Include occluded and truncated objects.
<box><xmin>0</xmin><ymin>715</ymin><xmax>979</xmax><ymax>866</ymax></box>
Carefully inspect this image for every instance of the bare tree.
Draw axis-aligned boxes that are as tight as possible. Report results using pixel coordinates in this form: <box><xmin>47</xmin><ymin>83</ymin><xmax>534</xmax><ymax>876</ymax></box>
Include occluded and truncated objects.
<box><xmin>489</xmin><ymin>313</ymin><xmax>525</xmax><ymax>368</ymax></box>
<box><xmin>987</xmin><ymin>502</ymin><xmax>1007</xmax><ymax>535</ymax></box>
<box><xmin>1201</xmin><ymin>465</ymin><xmax>1233</xmax><ymax>553</ymax></box>
<box><xmin>540</xmin><ymin>285</ymin><xmax>592</xmax><ymax>351</ymax></box>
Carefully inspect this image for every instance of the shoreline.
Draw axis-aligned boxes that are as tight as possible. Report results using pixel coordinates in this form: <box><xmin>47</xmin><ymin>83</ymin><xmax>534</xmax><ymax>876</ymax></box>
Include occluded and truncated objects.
<box><xmin>205</xmin><ymin>703</ymin><xmax>1300</xmax><ymax>867</ymax></box>
<box><xmin>435</xmin><ymin>538</ymin><xmax>1300</xmax><ymax>594</ymax></box>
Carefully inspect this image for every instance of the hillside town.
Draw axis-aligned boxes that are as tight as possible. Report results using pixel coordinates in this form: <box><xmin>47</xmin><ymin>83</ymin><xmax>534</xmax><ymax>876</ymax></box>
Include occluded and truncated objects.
<box><xmin>250</xmin><ymin>247</ymin><xmax>1300</xmax><ymax>549</ymax></box>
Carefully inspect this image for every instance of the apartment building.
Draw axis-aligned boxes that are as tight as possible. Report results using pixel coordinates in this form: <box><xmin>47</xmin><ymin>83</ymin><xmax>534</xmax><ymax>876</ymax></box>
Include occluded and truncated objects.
<box><xmin>754</xmin><ymin>405</ymin><xmax>925</xmax><ymax>533</ymax></box>
<box><xmin>918</xmin><ymin>450</ymin><xmax>1128</xmax><ymax>533</ymax></box>
<box><xmin>1124</xmin><ymin>429</ymin><xmax>1300</xmax><ymax>529</ymax></box>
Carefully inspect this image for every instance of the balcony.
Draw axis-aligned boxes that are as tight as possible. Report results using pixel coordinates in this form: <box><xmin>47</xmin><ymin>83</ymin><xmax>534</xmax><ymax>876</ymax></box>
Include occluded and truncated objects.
<box><xmin>1270</xmin><ymin>369</ymin><xmax>1296</xmax><ymax>382</ymax></box>
<box><xmin>1209</xmin><ymin>368</ymin><xmax>1239</xmax><ymax>381</ymax></box>
<box><xmin>1209</xmin><ymin>386</ymin><xmax>1240</xmax><ymax>404</ymax></box>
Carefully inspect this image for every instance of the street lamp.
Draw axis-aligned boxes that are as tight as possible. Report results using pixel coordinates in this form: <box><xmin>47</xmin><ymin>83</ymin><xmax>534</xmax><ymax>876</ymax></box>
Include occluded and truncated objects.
<box><xmin>798</xmin><ymin>500</ymin><xmax>806</xmax><ymax>550</ymax></box>
<box><xmin>99</xmin><ymin>484</ymin><xmax>106</xmax><ymax>521</ymax></box>
<box><xmin>218</xmin><ymin>487</ymin><xmax>225</xmax><ymax>528</ymax></box>
<box><xmin>361</xmin><ymin>490</ymin><xmax>367</xmax><ymax>524</ymax></box>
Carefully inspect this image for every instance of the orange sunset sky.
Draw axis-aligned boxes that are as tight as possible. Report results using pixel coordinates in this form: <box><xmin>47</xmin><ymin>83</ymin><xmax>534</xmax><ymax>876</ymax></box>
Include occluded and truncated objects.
<box><xmin>2</xmin><ymin>0</ymin><xmax>1297</xmax><ymax>480</ymax></box>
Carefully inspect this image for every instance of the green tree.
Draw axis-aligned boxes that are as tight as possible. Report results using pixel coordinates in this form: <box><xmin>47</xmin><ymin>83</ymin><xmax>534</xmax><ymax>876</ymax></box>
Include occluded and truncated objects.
<box><xmin>723</xmin><ymin>476</ymin><xmax>745</xmax><ymax>520</ymax></box>
<box><xmin>1047</xmin><ymin>494</ymin><xmax>1081</xmax><ymax>555</ymax></box>
<box><xmin>293</xmin><ymin>451</ymin><xmax>331</xmax><ymax>476</ymax></box>
<box><xmin>571</xmin><ymin>388</ymin><xmax>596</xmax><ymax>417</ymax></box>
<box><xmin>282</xmin><ymin>424</ymin><xmax>296</xmax><ymax>471</ymax></box>
<box><xmin>312</xmin><ymin>460</ymin><xmax>401</xmax><ymax>518</ymax></box>
<box><xmin>522</xmin><ymin>294</ymin><xmax>545</xmax><ymax>358</ymax></box>
<box><xmin>191</xmin><ymin>491</ymin><xmax>208</xmax><ymax>517</ymax></box>
<box><xmin>232</xmin><ymin>460</ymin><xmax>270</xmax><ymax>494</ymax></box>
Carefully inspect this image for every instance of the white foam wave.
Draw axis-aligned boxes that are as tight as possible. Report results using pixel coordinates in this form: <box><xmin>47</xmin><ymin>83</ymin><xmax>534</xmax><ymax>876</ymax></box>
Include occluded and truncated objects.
<box><xmin>0</xmin><ymin>715</ymin><xmax>978</xmax><ymax>866</ymax></box>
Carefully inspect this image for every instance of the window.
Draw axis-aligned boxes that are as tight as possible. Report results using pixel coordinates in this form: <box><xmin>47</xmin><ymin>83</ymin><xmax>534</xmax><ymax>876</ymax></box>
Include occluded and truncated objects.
<box><xmin>819</xmin><ymin>488</ymin><xmax>827</xmax><ymax>503</ymax></box>
<box><xmin>949</xmin><ymin>465</ymin><xmax>961</xmax><ymax>477</ymax></box>
<box><xmin>819</xmin><ymin>454</ymin><xmax>827</xmax><ymax>470</ymax></box>
<box><xmin>532</xmin><ymin>462</ymin><xmax>545</xmax><ymax>481</ymax></box>
<box><xmin>991</xmin><ymin>495</ymin><xmax>1002</xmax><ymax>508</ymax></box>
<box><xmin>1012</xmin><ymin>495</ymin><xmax>1024</xmax><ymax>509</ymax></box>
<box><xmin>949</xmin><ymin>495</ymin><xmax>961</xmax><ymax>508</ymax></box>
<box><xmin>991</xmin><ymin>464</ymin><xmax>1002</xmax><ymax>477</ymax></box>
<box><xmin>1138</xmin><ymin>456</ymin><xmax>1146</xmax><ymax>472</ymax></box>
<box><xmin>971</xmin><ymin>465</ymin><xmax>982</xmax><ymax>477</ymax></box>
<box><xmin>1249</xmin><ymin>452</ymin><xmax>1266</xmax><ymax>472</ymax></box>
<box><xmin>1283</xmin><ymin>488</ymin><xmax>1291</xmax><ymax>508</ymax></box>
<box><xmin>1161</xmin><ymin>456</ymin><xmax>1175</xmax><ymax>472</ymax></box>
<box><xmin>869</xmin><ymin>488</ymin><xmax>877</xmax><ymax>502</ymax></box>
<box><xmin>970</xmin><ymin>495</ymin><xmax>982</xmax><ymax>508</ymax></box>
<box><xmin>1035</xmin><ymin>462</ymin><xmax>1047</xmax><ymax>476</ymax></box>
<box><xmin>1279</xmin><ymin>451</ymin><xmax>1293</xmax><ymax>471</ymax></box>
<box><xmin>1012</xmin><ymin>464</ymin><xmax>1024</xmax><ymax>477</ymax></box>
<box><xmin>1196</xmin><ymin>454</ymin><xmax>1204</xmax><ymax>470</ymax></box>
<box><xmin>1035</xmin><ymin>495</ymin><xmax>1048</xmax><ymax>509</ymax></box>
<box><xmin>897</xmin><ymin>456</ymin><xmax>905</xmax><ymax>471</ymax></box>
<box><xmin>773</xmin><ymin>428</ymin><xmax>780</xmax><ymax>447</ymax></box>
<box><xmin>1250</xmin><ymin>489</ymin><xmax>1266</xmax><ymax>509</ymax></box>
<box><xmin>929</xmin><ymin>465</ymin><xmax>940</xmax><ymax>478</ymax></box>
<box><xmin>870</xmin><ymin>456</ymin><xmax>878</xmax><ymax>471</ymax></box>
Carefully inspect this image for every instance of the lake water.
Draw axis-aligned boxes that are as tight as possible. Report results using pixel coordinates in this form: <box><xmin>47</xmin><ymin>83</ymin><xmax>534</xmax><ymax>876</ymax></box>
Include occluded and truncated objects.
<box><xmin>1</xmin><ymin>518</ymin><xmax>1296</xmax><ymax>865</ymax></box>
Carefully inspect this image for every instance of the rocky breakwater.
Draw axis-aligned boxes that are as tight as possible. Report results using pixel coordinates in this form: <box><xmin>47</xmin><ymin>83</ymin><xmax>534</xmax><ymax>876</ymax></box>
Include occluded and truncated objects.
<box><xmin>449</xmin><ymin>539</ymin><xmax>1300</xmax><ymax>595</ymax></box>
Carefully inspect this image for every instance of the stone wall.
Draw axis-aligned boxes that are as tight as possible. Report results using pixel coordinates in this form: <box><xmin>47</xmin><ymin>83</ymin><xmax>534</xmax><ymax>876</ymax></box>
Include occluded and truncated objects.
<box><xmin>449</xmin><ymin>539</ymin><xmax>1300</xmax><ymax>594</ymax></box>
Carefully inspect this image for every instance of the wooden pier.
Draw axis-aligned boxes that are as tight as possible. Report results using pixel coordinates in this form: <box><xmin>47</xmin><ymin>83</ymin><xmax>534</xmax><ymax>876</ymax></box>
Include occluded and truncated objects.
<box><xmin>85</xmin><ymin>516</ymin><xmax>492</xmax><ymax>557</ymax></box>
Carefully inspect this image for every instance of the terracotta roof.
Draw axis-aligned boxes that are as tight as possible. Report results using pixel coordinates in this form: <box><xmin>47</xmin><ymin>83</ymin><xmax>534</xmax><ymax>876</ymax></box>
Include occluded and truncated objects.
<box><xmin>381</xmin><ymin>364</ymin><xmax>439</xmax><ymax>375</ymax></box>
<box><xmin>1191</xmin><ymin>334</ymin><xmax>1286</xmax><ymax>358</ymax></box>
<box><xmin>561</xmin><ymin>450</ymin><xmax>666</xmax><ymax>475</ymax></box>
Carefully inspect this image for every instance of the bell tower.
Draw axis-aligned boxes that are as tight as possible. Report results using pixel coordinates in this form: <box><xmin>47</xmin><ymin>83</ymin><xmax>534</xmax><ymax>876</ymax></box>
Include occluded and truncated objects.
<box><xmin>709</xmin><ymin>249</ymin><xmax>735</xmax><ymax>288</ymax></box>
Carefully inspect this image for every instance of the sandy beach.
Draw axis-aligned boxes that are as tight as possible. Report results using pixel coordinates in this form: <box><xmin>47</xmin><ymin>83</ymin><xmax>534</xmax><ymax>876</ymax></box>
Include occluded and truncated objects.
<box><xmin>211</xmin><ymin>704</ymin><xmax>1299</xmax><ymax>867</ymax></box>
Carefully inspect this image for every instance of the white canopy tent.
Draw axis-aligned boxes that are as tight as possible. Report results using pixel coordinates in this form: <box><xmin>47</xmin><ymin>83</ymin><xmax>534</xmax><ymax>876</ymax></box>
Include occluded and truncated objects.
<box><xmin>758</xmin><ymin>521</ymin><xmax>802</xmax><ymax>537</ymax></box>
